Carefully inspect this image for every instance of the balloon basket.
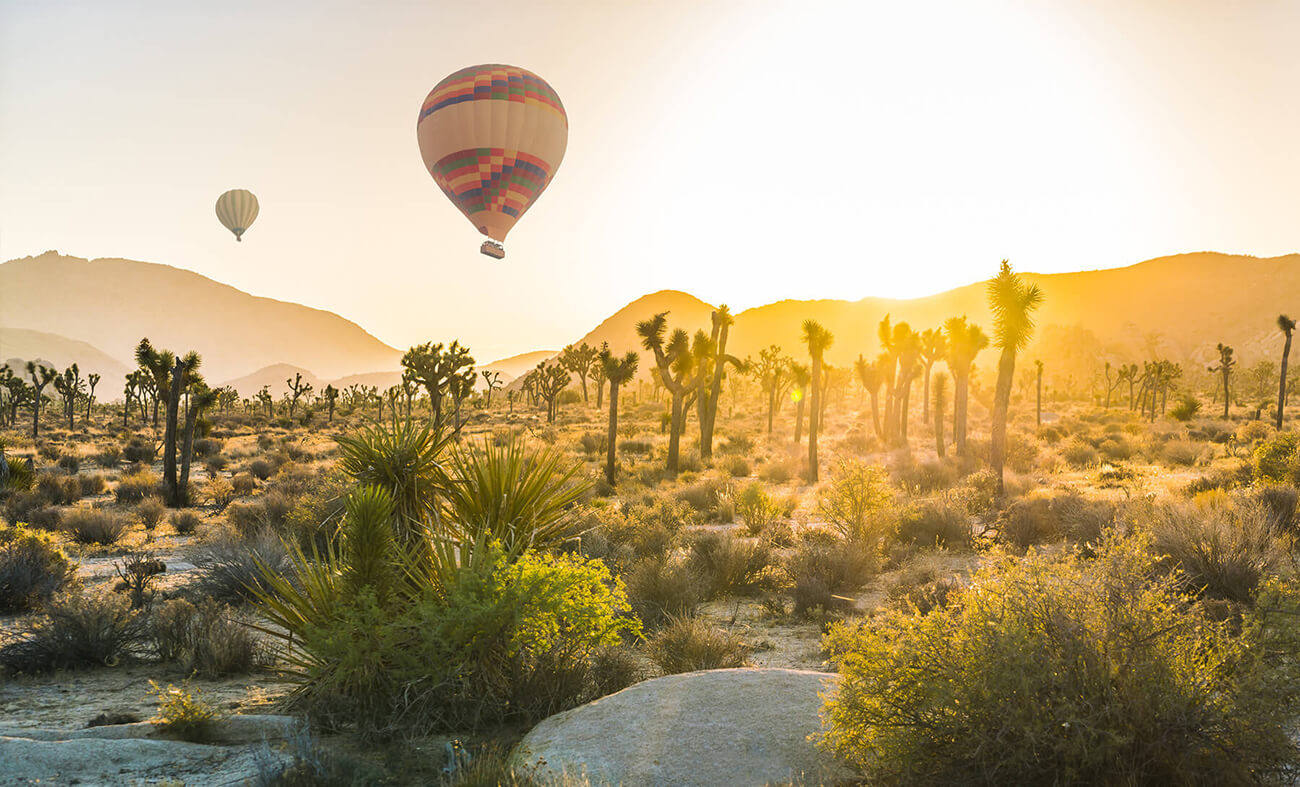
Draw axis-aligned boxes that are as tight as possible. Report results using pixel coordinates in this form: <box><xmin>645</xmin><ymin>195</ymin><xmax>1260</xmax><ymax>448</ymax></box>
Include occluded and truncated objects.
<box><xmin>480</xmin><ymin>241</ymin><xmax>505</xmax><ymax>259</ymax></box>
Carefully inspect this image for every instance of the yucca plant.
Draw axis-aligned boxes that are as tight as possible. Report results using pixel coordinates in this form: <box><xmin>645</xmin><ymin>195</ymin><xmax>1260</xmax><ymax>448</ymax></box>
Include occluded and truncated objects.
<box><xmin>336</xmin><ymin>417</ymin><xmax>452</xmax><ymax>552</ymax></box>
<box><xmin>442</xmin><ymin>435</ymin><xmax>592</xmax><ymax>558</ymax></box>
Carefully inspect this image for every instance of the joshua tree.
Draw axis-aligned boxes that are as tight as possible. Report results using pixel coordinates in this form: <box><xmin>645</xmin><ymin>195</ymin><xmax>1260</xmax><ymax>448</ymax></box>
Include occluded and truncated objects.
<box><xmin>160</xmin><ymin>351</ymin><xmax>202</xmax><ymax>506</ymax></box>
<box><xmin>535</xmin><ymin>361</ymin><xmax>571</xmax><ymax>423</ymax></box>
<box><xmin>599</xmin><ymin>348</ymin><xmax>639</xmax><ymax>486</ymax></box>
<box><xmin>592</xmin><ymin>342</ymin><xmax>611</xmax><ymax>409</ymax></box>
<box><xmin>448</xmin><ymin>367</ymin><xmax>476</xmax><ymax>429</ymax></box>
<box><xmin>1103</xmin><ymin>361</ymin><xmax>1125</xmax><ymax>408</ymax></box>
<box><xmin>1278</xmin><ymin>315</ymin><xmax>1295</xmax><ymax>428</ymax></box>
<box><xmin>1034</xmin><ymin>360</ymin><xmax>1044</xmax><ymax>426</ymax></box>
<box><xmin>1</xmin><ymin>367</ymin><xmax>27</xmax><ymax>428</ymax></box>
<box><xmin>401</xmin><ymin>341</ymin><xmax>474</xmax><ymax>428</ymax></box>
<box><xmin>854</xmin><ymin>354</ymin><xmax>884</xmax><ymax>440</ymax></box>
<box><xmin>987</xmin><ymin>260</ymin><xmax>1043</xmax><ymax>496</ymax></box>
<box><xmin>637</xmin><ymin>313</ymin><xmax>699</xmax><ymax>477</ymax></box>
<box><xmin>480</xmin><ymin>370</ymin><xmax>503</xmax><ymax>407</ymax></box>
<box><xmin>752</xmin><ymin>345</ymin><xmax>789</xmax><ymax>434</ymax></box>
<box><xmin>85</xmin><ymin>373</ymin><xmax>100</xmax><ymax>424</ymax></box>
<box><xmin>1208</xmin><ymin>343</ymin><xmax>1235</xmax><ymax>419</ymax></box>
<box><xmin>286</xmin><ymin>372</ymin><xmax>313</xmax><ymax>419</ymax></box>
<box><xmin>890</xmin><ymin>322</ymin><xmax>921</xmax><ymax>445</ymax></box>
<box><xmin>179</xmin><ymin>381</ymin><xmax>218</xmax><ymax>502</ymax></box>
<box><xmin>933</xmin><ymin>371</ymin><xmax>948</xmax><ymax>457</ymax></box>
<box><xmin>790</xmin><ymin>362</ymin><xmax>810</xmax><ymax>444</ymax></box>
<box><xmin>323</xmin><ymin>384</ymin><xmax>339</xmax><ymax>422</ymax></box>
<box><xmin>25</xmin><ymin>362</ymin><xmax>56</xmax><ymax>437</ymax></box>
<box><xmin>942</xmin><ymin>316</ymin><xmax>989</xmax><ymax>457</ymax></box>
<box><xmin>559</xmin><ymin>343</ymin><xmax>600</xmax><ymax>404</ymax></box>
<box><xmin>52</xmin><ymin>363</ymin><xmax>84</xmax><ymax>430</ymax></box>
<box><xmin>877</xmin><ymin>316</ymin><xmax>899</xmax><ymax>443</ymax></box>
<box><xmin>699</xmin><ymin>305</ymin><xmax>740</xmax><ymax>460</ymax></box>
<box><xmin>257</xmin><ymin>385</ymin><xmax>274</xmax><ymax>418</ymax></box>
<box><xmin>919</xmin><ymin>327</ymin><xmax>946</xmax><ymax>423</ymax></box>
<box><xmin>802</xmin><ymin>319</ymin><xmax>834</xmax><ymax>483</ymax></box>
<box><xmin>135</xmin><ymin>338</ymin><xmax>175</xmax><ymax>427</ymax></box>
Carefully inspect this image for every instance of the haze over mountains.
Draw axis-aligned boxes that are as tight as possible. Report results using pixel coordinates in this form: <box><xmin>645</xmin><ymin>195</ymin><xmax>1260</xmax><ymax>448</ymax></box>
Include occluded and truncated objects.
<box><xmin>2</xmin><ymin>250</ymin><xmax>1297</xmax><ymax>398</ymax></box>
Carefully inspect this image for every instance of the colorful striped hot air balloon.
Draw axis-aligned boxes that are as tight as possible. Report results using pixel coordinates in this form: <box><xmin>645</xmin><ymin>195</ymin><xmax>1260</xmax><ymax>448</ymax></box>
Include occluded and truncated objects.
<box><xmin>416</xmin><ymin>65</ymin><xmax>567</xmax><ymax>259</ymax></box>
<box><xmin>215</xmin><ymin>189</ymin><xmax>259</xmax><ymax>242</ymax></box>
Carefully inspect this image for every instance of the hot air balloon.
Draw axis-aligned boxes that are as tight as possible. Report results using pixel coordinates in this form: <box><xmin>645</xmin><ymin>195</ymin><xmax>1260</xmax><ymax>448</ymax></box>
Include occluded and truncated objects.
<box><xmin>416</xmin><ymin>65</ymin><xmax>567</xmax><ymax>259</ymax></box>
<box><xmin>215</xmin><ymin>189</ymin><xmax>259</xmax><ymax>242</ymax></box>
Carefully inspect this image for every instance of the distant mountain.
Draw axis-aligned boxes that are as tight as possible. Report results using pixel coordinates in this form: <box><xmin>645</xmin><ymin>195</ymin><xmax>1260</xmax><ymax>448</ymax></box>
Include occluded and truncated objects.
<box><xmin>0</xmin><ymin>252</ymin><xmax>403</xmax><ymax>382</ymax></box>
<box><xmin>481</xmin><ymin>350</ymin><xmax>559</xmax><ymax>381</ymax></box>
<box><xmin>725</xmin><ymin>252</ymin><xmax>1300</xmax><ymax>370</ymax></box>
<box><xmin>571</xmin><ymin>290</ymin><xmax>717</xmax><ymax>356</ymax></box>
<box><xmin>0</xmin><ymin>327</ymin><xmax>130</xmax><ymax>381</ymax></box>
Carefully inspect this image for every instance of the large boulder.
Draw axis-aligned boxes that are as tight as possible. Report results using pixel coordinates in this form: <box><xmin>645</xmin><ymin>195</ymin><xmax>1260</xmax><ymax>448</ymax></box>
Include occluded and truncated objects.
<box><xmin>0</xmin><ymin>715</ymin><xmax>299</xmax><ymax>785</ymax></box>
<box><xmin>515</xmin><ymin>668</ymin><xmax>855</xmax><ymax>787</ymax></box>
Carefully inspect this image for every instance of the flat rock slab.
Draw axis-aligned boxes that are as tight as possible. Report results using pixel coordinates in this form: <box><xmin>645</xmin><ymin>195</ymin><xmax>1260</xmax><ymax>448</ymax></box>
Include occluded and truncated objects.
<box><xmin>0</xmin><ymin>715</ymin><xmax>299</xmax><ymax>786</ymax></box>
<box><xmin>515</xmin><ymin>668</ymin><xmax>855</xmax><ymax>787</ymax></box>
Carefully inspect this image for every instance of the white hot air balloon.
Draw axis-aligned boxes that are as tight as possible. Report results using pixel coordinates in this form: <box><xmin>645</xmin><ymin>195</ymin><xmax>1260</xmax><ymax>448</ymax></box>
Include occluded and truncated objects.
<box><xmin>215</xmin><ymin>189</ymin><xmax>259</xmax><ymax>241</ymax></box>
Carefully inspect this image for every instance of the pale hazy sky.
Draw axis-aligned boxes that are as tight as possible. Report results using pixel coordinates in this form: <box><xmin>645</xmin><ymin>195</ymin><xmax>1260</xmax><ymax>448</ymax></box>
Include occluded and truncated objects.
<box><xmin>2</xmin><ymin>0</ymin><xmax>1298</xmax><ymax>360</ymax></box>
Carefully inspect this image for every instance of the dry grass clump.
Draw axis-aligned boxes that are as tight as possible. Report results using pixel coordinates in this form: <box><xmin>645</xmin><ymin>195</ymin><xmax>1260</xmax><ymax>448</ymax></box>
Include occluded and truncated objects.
<box><xmin>645</xmin><ymin>615</ymin><xmax>750</xmax><ymax>675</ymax></box>
<box><xmin>63</xmin><ymin>507</ymin><xmax>128</xmax><ymax>545</ymax></box>
<box><xmin>1146</xmin><ymin>499</ymin><xmax>1283</xmax><ymax>603</ymax></box>
<box><xmin>115</xmin><ymin>469</ymin><xmax>161</xmax><ymax>504</ymax></box>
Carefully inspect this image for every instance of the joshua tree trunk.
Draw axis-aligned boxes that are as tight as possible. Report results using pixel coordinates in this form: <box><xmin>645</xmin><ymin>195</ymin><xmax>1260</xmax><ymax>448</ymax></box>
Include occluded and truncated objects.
<box><xmin>990</xmin><ymin>349</ymin><xmax>1016</xmax><ymax>497</ymax></box>
<box><xmin>934</xmin><ymin>391</ymin><xmax>946</xmax><ymax>458</ymax></box>
<box><xmin>895</xmin><ymin>374</ymin><xmax>913</xmax><ymax>446</ymax></box>
<box><xmin>794</xmin><ymin>396</ymin><xmax>805</xmax><ymax>444</ymax></box>
<box><xmin>1221</xmin><ymin>367</ymin><xmax>1231</xmax><ymax>418</ymax></box>
<box><xmin>1036</xmin><ymin>363</ymin><xmax>1043</xmax><ymax>427</ymax></box>
<box><xmin>163</xmin><ymin>358</ymin><xmax>184</xmax><ymax>507</ymax></box>
<box><xmin>605</xmin><ymin>381</ymin><xmax>622</xmax><ymax>486</ymax></box>
<box><xmin>179</xmin><ymin>401</ymin><xmax>199</xmax><ymax>504</ymax></box>
<box><xmin>1279</xmin><ymin>331</ymin><xmax>1294</xmax><ymax>429</ymax></box>
<box><xmin>808</xmin><ymin>357</ymin><xmax>822</xmax><ymax>483</ymax></box>
<box><xmin>953</xmin><ymin>373</ymin><xmax>970</xmax><ymax>457</ymax></box>
<box><xmin>667</xmin><ymin>393</ymin><xmax>684</xmax><ymax>477</ymax></box>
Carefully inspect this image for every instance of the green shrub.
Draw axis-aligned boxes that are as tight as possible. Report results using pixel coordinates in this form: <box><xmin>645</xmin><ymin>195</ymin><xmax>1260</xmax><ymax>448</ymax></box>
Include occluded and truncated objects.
<box><xmin>1253</xmin><ymin>431</ymin><xmax>1299</xmax><ymax>484</ymax></box>
<box><xmin>896</xmin><ymin>498</ymin><xmax>971</xmax><ymax>549</ymax></box>
<box><xmin>721</xmin><ymin>455</ymin><xmax>750</xmax><ymax>478</ymax></box>
<box><xmin>171</xmin><ymin>509</ymin><xmax>202</xmax><ymax>535</ymax></box>
<box><xmin>1147</xmin><ymin>500</ymin><xmax>1283</xmax><ymax>603</ymax></box>
<box><xmin>3</xmin><ymin>455</ymin><xmax>36</xmax><ymax>493</ymax></box>
<box><xmin>0</xmin><ymin>591</ymin><xmax>148</xmax><ymax>674</ymax></box>
<box><xmin>646</xmin><ymin>615</ymin><xmax>750</xmax><ymax>675</ymax></box>
<box><xmin>122</xmin><ymin>437</ymin><xmax>155</xmax><ymax>464</ymax></box>
<box><xmin>1061</xmin><ymin>437</ymin><xmax>1100</xmax><ymax>469</ymax></box>
<box><xmin>149</xmin><ymin>597</ymin><xmax>266</xmax><ymax>677</ymax></box>
<box><xmin>193</xmin><ymin>529</ymin><xmax>291</xmax><ymax>604</ymax></box>
<box><xmin>625</xmin><ymin>554</ymin><xmax>701</xmax><ymax>628</ymax></box>
<box><xmin>685</xmin><ymin>531</ymin><xmax>775</xmax><ymax>599</ymax></box>
<box><xmin>998</xmin><ymin>491</ymin><xmax>1113</xmax><ymax>550</ymax></box>
<box><xmin>63</xmin><ymin>507</ymin><xmax>128</xmax><ymax>545</ymax></box>
<box><xmin>115</xmin><ymin>469</ymin><xmax>161</xmax><ymax>504</ymax></box>
<box><xmin>821</xmin><ymin>535</ymin><xmax>1300</xmax><ymax>784</ymax></box>
<box><xmin>734</xmin><ymin>481</ymin><xmax>783</xmax><ymax>536</ymax></box>
<box><xmin>1251</xmin><ymin>483</ymin><xmax>1299</xmax><ymax>536</ymax></box>
<box><xmin>150</xmin><ymin>680</ymin><xmax>223</xmax><ymax>742</ymax></box>
<box><xmin>1171</xmin><ymin>394</ymin><xmax>1202</xmax><ymax>422</ymax></box>
<box><xmin>758</xmin><ymin>456</ymin><xmax>799</xmax><ymax>484</ymax></box>
<box><xmin>816</xmin><ymin>460</ymin><xmax>895</xmax><ymax>542</ymax></box>
<box><xmin>136</xmin><ymin>497</ymin><xmax>166</xmax><ymax>531</ymax></box>
<box><xmin>0</xmin><ymin>524</ymin><xmax>76</xmax><ymax>613</ymax></box>
<box><xmin>37</xmin><ymin>472</ymin><xmax>81</xmax><ymax>505</ymax></box>
<box><xmin>785</xmin><ymin>536</ymin><xmax>875</xmax><ymax>618</ymax></box>
<box><xmin>259</xmin><ymin>547</ymin><xmax>639</xmax><ymax>733</ymax></box>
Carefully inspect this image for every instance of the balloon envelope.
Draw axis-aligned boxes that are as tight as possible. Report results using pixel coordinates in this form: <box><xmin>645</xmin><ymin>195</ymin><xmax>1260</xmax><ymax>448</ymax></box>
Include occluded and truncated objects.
<box><xmin>215</xmin><ymin>189</ymin><xmax>259</xmax><ymax>241</ymax></box>
<box><xmin>416</xmin><ymin>65</ymin><xmax>567</xmax><ymax>250</ymax></box>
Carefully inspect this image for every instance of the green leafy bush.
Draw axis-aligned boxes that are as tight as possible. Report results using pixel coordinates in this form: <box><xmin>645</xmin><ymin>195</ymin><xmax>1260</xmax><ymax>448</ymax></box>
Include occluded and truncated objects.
<box><xmin>0</xmin><ymin>524</ymin><xmax>76</xmax><ymax>613</ymax></box>
<box><xmin>1171</xmin><ymin>394</ymin><xmax>1202</xmax><ymax>422</ymax></box>
<box><xmin>822</xmin><ymin>535</ymin><xmax>1300</xmax><ymax>784</ymax></box>
<box><xmin>1253</xmin><ymin>431</ymin><xmax>1300</xmax><ymax>484</ymax></box>
<box><xmin>150</xmin><ymin>680</ymin><xmax>223</xmax><ymax>742</ymax></box>
<box><xmin>816</xmin><ymin>460</ymin><xmax>895</xmax><ymax>542</ymax></box>
<box><xmin>734</xmin><ymin>481</ymin><xmax>784</xmax><ymax>536</ymax></box>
